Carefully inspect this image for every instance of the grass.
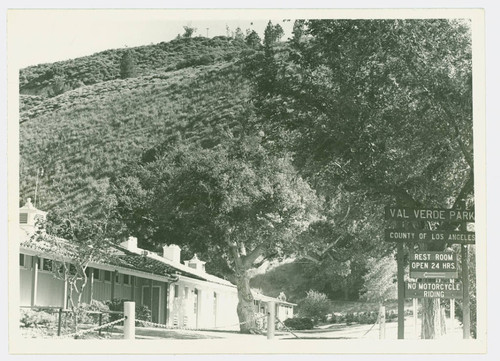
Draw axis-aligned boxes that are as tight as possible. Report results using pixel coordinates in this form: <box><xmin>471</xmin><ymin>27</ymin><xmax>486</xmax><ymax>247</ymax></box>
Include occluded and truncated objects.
<box><xmin>19</xmin><ymin>36</ymin><xmax>250</xmax><ymax>97</ymax></box>
<box><xmin>20</xmin><ymin>61</ymin><xmax>254</xmax><ymax>218</ymax></box>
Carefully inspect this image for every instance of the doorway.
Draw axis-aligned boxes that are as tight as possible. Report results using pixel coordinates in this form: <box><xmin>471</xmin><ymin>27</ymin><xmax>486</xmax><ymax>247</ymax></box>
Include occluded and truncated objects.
<box><xmin>142</xmin><ymin>285</ymin><xmax>161</xmax><ymax>323</ymax></box>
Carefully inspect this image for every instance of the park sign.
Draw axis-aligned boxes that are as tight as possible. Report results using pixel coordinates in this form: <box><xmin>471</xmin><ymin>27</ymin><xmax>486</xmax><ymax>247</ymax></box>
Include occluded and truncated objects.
<box><xmin>384</xmin><ymin>229</ymin><xmax>475</xmax><ymax>244</ymax></box>
<box><xmin>405</xmin><ymin>281</ymin><xmax>463</xmax><ymax>299</ymax></box>
<box><xmin>385</xmin><ymin>206</ymin><xmax>474</xmax><ymax>222</ymax></box>
<box><xmin>409</xmin><ymin>252</ymin><xmax>458</xmax><ymax>279</ymax></box>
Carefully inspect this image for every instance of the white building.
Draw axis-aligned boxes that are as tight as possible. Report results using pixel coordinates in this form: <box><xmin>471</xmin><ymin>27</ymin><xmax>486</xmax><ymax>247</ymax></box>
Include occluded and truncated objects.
<box><xmin>18</xmin><ymin>199</ymin><xmax>294</xmax><ymax>330</ymax></box>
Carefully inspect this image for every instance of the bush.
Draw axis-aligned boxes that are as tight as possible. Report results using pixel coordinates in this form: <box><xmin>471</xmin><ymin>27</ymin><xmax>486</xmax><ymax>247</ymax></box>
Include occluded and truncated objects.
<box><xmin>78</xmin><ymin>300</ymin><xmax>110</xmax><ymax>325</ymax></box>
<box><xmin>328</xmin><ymin>310</ymin><xmax>397</xmax><ymax>325</ymax></box>
<box><xmin>283</xmin><ymin>317</ymin><xmax>314</xmax><ymax>330</ymax></box>
<box><xmin>298</xmin><ymin>290</ymin><xmax>331</xmax><ymax>324</ymax></box>
<box><xmin>136</xmin><ymin>304</ymin><xmax>152</xmax><ymax>323</ymax></box>
<box><xmin>120</xmin><ymin>51</ymin><xmax>136</xmax><ymax>79</ymax></box>
<box><xmin>345</xmin><ymin>312</ymin><xmax>355</xmax><ymax>325</ymax></box>
<box><xmin>357</xmin><ymin>311</ymin><xmax>378</xmax><ymax>325</ymax></box>
<box><xmin>105</xmin><ymin>298</ymin><xmax>151</xmax><ymax>325</ymax></box>
<box><xmin>20</xmin><ymin>309</ymin><xmax>55</xmax><ymax>327</ymax></box>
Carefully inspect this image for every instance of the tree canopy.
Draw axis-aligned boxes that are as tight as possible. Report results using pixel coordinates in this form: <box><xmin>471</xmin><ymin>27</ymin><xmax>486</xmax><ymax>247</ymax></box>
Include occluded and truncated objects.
<box><xmin>111</xmin><ymin>136</ymin><xmax>319</xmax><ymax>332</ymax></box>
<box><xmin>246</xmin><ymin>18</ymin><xmax>474</xmax><ymax>338</ymax></box>
<box><xmin>249</xmin><ymin>19</ymin><xmax>473</xmax><ymax>209</ymax></box>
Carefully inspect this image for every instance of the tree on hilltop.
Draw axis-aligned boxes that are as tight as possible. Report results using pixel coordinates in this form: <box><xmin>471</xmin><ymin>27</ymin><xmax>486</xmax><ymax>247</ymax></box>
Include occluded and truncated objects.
<box><xmin>245</xmin><ymin>30</ymin><xmax>262</xmax><ymax>48</ymax></box>
<box><xmin>182</xmin><ymin>25</ymin><xmax>197</xmax><ymax>38</ymax></box>
<box><xmin>120</xmin><ymin>50</ymin><xmax>136</xmax><ymax>79</ymax></box>
<box><xmin>234</xmin><ymin>27</ymin><xmax>245</xmax><ymax>42</ymax></box>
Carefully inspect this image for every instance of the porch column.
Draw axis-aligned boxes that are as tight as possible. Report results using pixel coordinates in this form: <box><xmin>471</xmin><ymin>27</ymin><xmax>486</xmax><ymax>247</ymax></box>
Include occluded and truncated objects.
<box><xmin>89</xmin><ymin>267</ymin><xmax>94</xmax><ymax>303</ymax></box>
<box><xmin>131</xmin><ymin>276</ymin><xmax>136</xmax><ymax>301</ymax></box>
<box><xmin>62</xmin><ymin>266</ymin><xmax>68</xmax><ymax>309</ymax></box>
<box><xmin>149</xmin><ymin>279</ymin><xmax>154</xmax><ymax>310</ymax></box>
<box><xmin>164</xmin><ymin>282</ymin><xmax>170</xmax><ymax>325</ymax></box>
<box><xmin>111</xmin><ymin>270</ymin><xmax>117</xmax><ymax>300</ymax></box>
<box><xmin>31</xmin><ymin>256</ymin><xmax>39</xmax><ymax>306</ymax></box>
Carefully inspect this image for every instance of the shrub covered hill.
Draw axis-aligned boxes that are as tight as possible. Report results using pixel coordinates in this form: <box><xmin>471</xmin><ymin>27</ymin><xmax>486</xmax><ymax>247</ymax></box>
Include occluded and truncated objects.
<box><xmin>19</xmin><ymin>36</ymin><xmax>256</xmax><ymax>217</ymax></box>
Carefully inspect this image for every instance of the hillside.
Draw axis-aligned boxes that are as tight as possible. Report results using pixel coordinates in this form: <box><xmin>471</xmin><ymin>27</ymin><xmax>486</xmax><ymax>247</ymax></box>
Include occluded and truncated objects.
<box><xmin>19</xmin><ymin>36</ymin><xmax>249</xmax><ymax>97</ymax></box>
<box><xmin>19</xmin><ymin>37</ymin><xmax>256</xmax><ymax>217</ymax></box>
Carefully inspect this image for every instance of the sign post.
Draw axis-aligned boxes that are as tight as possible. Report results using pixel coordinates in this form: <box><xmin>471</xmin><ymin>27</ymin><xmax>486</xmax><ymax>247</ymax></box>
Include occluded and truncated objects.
<box><xmin>385</xmin><ymin>206</ymin><xmax>475</xmax><ymax>340</ymax></box>
<box><xmin>462</xmin><ymin>245</ymin><xmax>471</xmax><ymax>339</ymax></box>
<box><xmin>397</xmin><ymin>242</ymin><xmax>405</xmax><ymax>339</ymax></box>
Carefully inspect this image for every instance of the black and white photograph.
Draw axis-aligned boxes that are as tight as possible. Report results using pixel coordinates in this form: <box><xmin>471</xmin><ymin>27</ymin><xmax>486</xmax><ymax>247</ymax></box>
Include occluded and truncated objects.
<box><xmin>5</xmin><ymin>5</ymin><xmax>489</xmax><ymax>355</ymax></box>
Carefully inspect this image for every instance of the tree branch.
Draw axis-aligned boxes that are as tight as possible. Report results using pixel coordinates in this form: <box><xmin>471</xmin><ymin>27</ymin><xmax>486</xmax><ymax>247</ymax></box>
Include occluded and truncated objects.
<box><xmin>242</xmin><ymin>244</ymin><xmax>265</xmax><ymax>268</ymax></box>
<box><xmin>451</xmin><ymin>169</ymin><xmax>474</xmax><ymax>209</ymax></box>
<box><xmin>229</xmin><ymin>241</ymin><xmax>244</xmax><ymax>270</ymax></box>
<box><xmin>302</xmin><ymin>254</ymin><xmax>321</xmax><ymax>264</ymax></box>
<box><xmin>440</xmin><ymin>105</ymin><xmax>474</xmax><ymax>169</ymax></box>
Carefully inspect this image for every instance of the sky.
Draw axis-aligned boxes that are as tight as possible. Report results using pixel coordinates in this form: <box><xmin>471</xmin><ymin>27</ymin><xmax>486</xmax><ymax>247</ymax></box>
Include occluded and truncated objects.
<box><xmin>8</xmin><ymin>9</ymin><xmax>296</xmax><ymax>69</ymax></box>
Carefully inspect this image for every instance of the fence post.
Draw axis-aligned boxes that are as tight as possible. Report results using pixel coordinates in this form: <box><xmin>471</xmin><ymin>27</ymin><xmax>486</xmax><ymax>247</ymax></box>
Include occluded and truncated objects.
<box><xmin>379</xmin><ymin>305</ymin><xmax>386</xmax><ymax>339</ymax></box>
<box><xmin>267</xmin><ymin>301</ymin><xmax>275</xmax><ymax>340</ymax></box>
<box><xmin>57</xmin><ymin>308</ymin><xmax>63</xmax><ymax>336</ymax></box>
<box><xmin>124</xmin><ymin>301</ymin><xmax>135</xmax><ymax>340</ymax></box>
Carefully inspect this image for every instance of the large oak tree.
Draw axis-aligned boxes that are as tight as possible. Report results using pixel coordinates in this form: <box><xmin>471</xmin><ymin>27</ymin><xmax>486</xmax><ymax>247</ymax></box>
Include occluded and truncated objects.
<box><xmin>246</xmin><ymin>19</ymin><xmax>474</xmax><ymax>338</ymax></box>
<box><xmin>111</xmin><ymin>136</ymin><xmax>318</xmax><ymax>333</ymax></box>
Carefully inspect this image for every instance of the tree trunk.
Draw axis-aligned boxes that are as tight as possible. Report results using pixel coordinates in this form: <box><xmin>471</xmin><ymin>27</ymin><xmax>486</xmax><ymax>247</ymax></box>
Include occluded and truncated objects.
<box><xmin>343</xmin><ymin>281</ymin><xmax>349</xmax><ymax>300</ymax></box>
<box><xmin>440</xmin><ymin>305</ymin><xmax>447</xmax><ymax>336</ymax></box>
<box><xmin>234</xmin><ymin>267</ymin><xmax>258</xmax><ymax>333</ymax></box>
<box><xmin>422</xmin><ymin>298</ymin><xmax>444</xmax><ymax>339</ymax></box>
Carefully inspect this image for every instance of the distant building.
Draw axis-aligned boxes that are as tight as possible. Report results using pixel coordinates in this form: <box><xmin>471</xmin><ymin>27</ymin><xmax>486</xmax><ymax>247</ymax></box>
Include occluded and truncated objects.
<box><xmin>18</xmin><ymin>199</ymin><xmax>294</xmax><ymax>330</ymax></box>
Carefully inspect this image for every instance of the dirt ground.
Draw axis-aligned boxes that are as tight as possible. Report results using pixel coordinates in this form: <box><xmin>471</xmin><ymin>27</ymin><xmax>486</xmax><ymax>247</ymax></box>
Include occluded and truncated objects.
<box><xmin>19</xmin><ymin>317</ymin><xmax>464</xmax><ymax>340</ymax></box>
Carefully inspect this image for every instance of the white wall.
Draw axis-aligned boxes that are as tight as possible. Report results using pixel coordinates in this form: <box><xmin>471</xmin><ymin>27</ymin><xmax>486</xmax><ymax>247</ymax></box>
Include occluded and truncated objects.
<box><xmin>168</xmin><ymin>278</ymin><xmax>239</xmax><ymax>330</ymax></box>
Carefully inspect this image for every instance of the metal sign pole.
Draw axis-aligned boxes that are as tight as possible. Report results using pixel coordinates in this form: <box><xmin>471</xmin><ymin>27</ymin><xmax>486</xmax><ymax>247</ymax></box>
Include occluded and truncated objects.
<box><xmin>461</xmin><ymin>245</ymin><xmax>471</xmax><ymax>339</ymax></box>
<box><xmin>397</xmin><ymin>242</ymin><xmax>405</xmax><ymax>339</ymax></box>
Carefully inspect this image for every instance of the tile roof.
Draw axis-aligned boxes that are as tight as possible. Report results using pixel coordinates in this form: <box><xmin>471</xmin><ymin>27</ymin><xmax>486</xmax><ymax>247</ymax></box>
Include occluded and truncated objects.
<box><xmin>20</xmin><ymin>235</ymin><xmax>183</xmax><ymax>281</ymax></box>
<box><xmin>19</xmin><ymin>233</ymin><xmax>233</xmax><ymax>286</ymax></box>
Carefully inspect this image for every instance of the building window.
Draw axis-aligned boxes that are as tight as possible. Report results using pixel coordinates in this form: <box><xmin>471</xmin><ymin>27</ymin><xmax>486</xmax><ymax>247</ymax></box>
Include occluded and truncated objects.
<box><xmin>20</xmin><ymin>213</ymin><xmax>28</xmax><ymax>224</ymax></box>
<box><xmin>69</xmin><ymin>264</ymin><xmax>77</xmax><ymax>275</ymax></box>
<box><xmin>115</xmin><ymin>272</ymin><xmax>120</xmax><ymax>284</ymax></box>
<box><xmin>19</xmin><ymin>254</ymin><xmax>26</xmax><ymax>267</ymax></box>
<box><xmin>123</xmin><ymin>274</ymin><xmax>131</xmax><ymax>285</ymax></box>
<box><xmin>104</xmin><ymin>270</ymin><xmax>112</xmax><ymax>282</ymax></box>
<box><xmin>174</xmin><ymin>285</ymin><xmax>179</xmax><ymax>298</ymax></box>
<box><xmin>41</xmin><ymin>258</ymin><xmax>53</xmax><ymax>272</ymax></box>
<box><xmin>93</xmin><ymin>268</ymin><xmax>101</xmax><ymax>281</ymax></box>
<box><xmin>184</xmin><ymin>287</ymin><xmax>189</xmax><ymax>298</ymax></box>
